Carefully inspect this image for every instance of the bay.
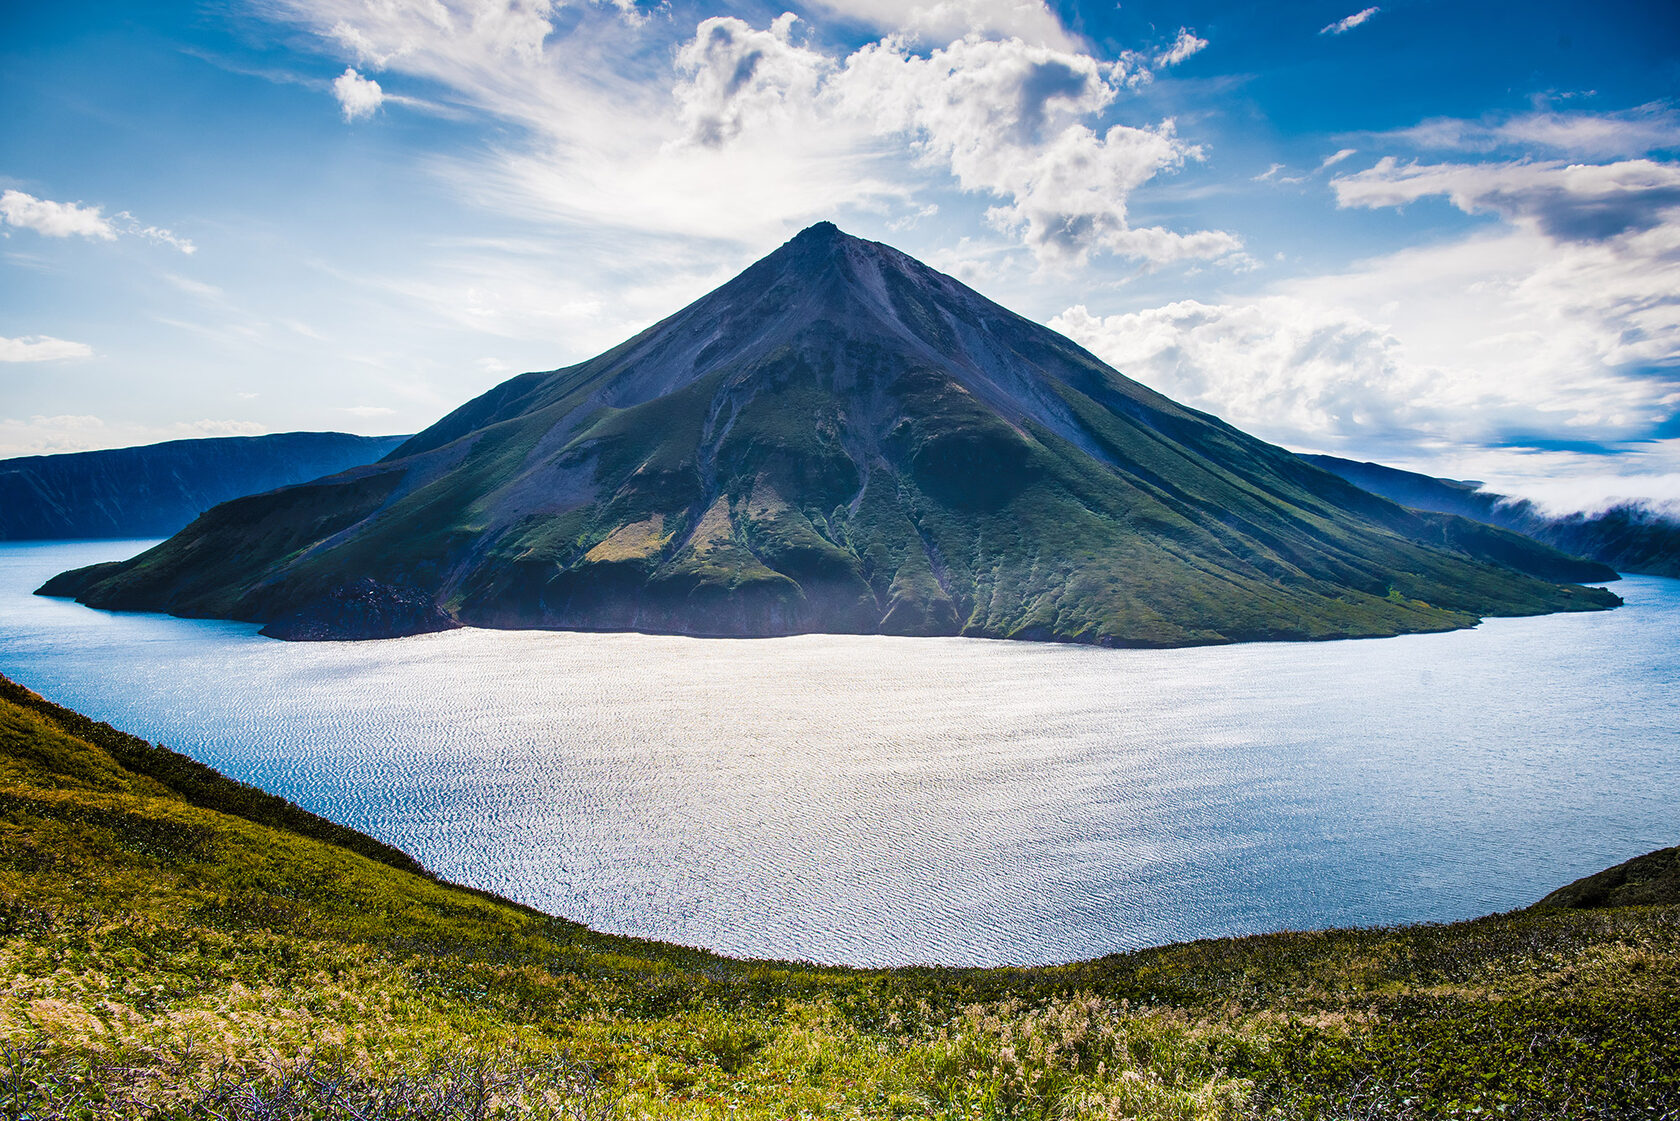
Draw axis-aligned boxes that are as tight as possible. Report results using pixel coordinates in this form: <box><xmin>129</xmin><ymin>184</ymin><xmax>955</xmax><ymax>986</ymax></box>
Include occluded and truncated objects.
<box><xmin>1</xmin><ymin>539</ymin><xmax>1675</xmax><ymax>967</ymax></box>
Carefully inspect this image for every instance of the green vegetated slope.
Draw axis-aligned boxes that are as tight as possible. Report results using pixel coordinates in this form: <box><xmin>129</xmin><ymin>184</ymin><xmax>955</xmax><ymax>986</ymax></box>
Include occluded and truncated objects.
<box><xmin>2</xmin><ymin>674</ymin><xmax>1677</xmax><ymax>1119</ymax></box>
<box><xmin>42</xmin><ymin>224</ymin><xmax>1617</xmax><ymax>644</ymax></box>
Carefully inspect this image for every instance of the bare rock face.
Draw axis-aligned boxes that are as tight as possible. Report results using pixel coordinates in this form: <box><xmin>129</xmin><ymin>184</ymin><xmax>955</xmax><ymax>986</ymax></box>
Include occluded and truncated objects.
<box><xmin>259</xmin><ymin>580</ymin><xmax>459</xmax><ymax>641</ymax></box>
<box><xmin>42</xmin><ymin>223</ymin><xmax>1621</xmax><ymax>644</ymax></box>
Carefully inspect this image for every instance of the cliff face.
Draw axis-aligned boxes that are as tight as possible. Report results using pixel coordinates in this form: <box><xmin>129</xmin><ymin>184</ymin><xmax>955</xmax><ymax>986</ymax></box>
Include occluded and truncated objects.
<box><xmin>42</xmin><ymin>224</ymin><xmax>1620</xmax><ymax>643</ymax></box>
<box><xmin>0</xmin><ymin>432</ymin><xmax>408</xmax><ymax>540</ymax></box>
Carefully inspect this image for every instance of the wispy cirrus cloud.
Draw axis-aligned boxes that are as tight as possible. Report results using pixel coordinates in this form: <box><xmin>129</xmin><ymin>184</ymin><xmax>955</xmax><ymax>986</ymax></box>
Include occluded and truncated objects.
<box><xmin>1155</xmin><ymin>29</ymin><xmax>1207</xmax><ymax>68</ymax></box>
<box><xmin>1320</xmin><ymin>7</ymin><xmax>1379</xmax><ymax>35</ymax></box>
<box><xmin>1377</xmin><ymin>102</ymin><xmax>1680</xmax><ymax>160</ymax></box>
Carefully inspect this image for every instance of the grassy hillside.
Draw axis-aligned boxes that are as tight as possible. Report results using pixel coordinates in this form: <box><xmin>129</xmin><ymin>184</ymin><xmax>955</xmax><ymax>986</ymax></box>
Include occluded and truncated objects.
<box><xmin>1</xmin><ymin>673</ymin><xmax>1676</xmax><ymax>1118</ymax></box>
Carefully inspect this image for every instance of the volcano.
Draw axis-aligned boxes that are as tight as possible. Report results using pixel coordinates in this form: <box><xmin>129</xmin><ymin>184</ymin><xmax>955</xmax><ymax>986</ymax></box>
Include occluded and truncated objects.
<box><xmin>42</xmin><ymin>222</ymin><xmax>1618</xmax><ymax>643</ymax></box>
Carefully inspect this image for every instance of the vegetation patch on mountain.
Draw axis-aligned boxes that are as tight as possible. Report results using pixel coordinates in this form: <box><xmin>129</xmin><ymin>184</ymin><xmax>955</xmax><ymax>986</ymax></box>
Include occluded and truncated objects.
<box><xmin>1</xmin><ymin>673</ymin><xmax>1676</xmax><ymax>1119</ymax></box>
<box><xmin>42</xmin><ymin>225</ymin><xmax>1620</xmax><ymax>645</ymax></box>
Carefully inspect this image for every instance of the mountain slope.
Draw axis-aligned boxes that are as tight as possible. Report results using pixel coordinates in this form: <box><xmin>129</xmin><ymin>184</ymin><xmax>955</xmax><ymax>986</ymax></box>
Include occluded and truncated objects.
<box><xmin>3</xmin><ymin>673</ymin><xmax>1677</xmax><ymax>1118</ymax></box>
<box><xmin>0</xmin><ymin>431</ymin><xmax>408</xmax><ymax>540</ymax></box>
<box><xmin>1301</xmin><ymin>453</ymin><xmax>1680</xmax><ymax>578</ymax></box>
<box><xmin>42</xmin><ymin>223</ymin><xmax>1618</xmax><ymax>643</ymax></box>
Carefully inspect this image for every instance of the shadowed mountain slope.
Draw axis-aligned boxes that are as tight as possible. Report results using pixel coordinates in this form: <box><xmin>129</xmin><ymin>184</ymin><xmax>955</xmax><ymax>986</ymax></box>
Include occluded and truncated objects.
<box><xmin>0</xmin><ymin>431</ymin><xmax>408</xmax><ymax>541</ymax></box>
<box><xmin>42</xmin><ymin>223</ymin><xmax>1618</xmax><ymax>643</ymax></box>
<box><xmin>1302</xmin><ymin>452</ymin><xmax>1679</xmax><ymax>579</ymax></box>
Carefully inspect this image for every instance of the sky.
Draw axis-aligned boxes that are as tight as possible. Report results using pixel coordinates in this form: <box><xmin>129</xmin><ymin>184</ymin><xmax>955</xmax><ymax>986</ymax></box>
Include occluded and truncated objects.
<box><xmin>4</xmin><ymin>0</ymin><xmax>1679</xmax><ymax>513</ymax></box>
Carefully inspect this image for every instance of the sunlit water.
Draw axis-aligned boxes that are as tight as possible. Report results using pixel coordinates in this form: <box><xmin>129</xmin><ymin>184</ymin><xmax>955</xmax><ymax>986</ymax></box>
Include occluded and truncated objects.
<box><xmin>1</xmin><ymin>539</ymin><xmax>1676</xmax><ymax>967</ymax></box>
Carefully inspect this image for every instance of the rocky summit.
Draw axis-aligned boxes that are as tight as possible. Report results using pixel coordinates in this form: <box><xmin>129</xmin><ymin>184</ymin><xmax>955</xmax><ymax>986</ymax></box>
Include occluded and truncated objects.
<box><xmin>41</xmin><ymin>223</ymin><xmax>1619</xmax><ymax>643</ymax></box>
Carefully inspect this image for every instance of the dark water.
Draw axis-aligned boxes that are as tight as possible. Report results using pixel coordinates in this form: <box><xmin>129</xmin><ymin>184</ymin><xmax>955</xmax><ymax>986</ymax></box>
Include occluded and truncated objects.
<box><xmin>2</xmin><ymin>540</ymin><xmax>1675</xmax><ymax>967</ymax></box>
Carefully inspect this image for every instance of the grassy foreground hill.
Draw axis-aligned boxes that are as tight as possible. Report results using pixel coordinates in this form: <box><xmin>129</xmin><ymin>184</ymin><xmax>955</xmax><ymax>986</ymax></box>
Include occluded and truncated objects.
<box><xmin>1</xmin><ymin>674</ymin><xmax>1676</xmax><ymax>1119</ymax></box>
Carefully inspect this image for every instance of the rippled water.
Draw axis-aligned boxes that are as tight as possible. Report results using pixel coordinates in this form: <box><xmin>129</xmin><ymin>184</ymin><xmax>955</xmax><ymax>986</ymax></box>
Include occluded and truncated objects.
<box><xmin>2</xmin><ymin>539</ymin><xmax>1676</xmax><ymax>966</ymax></box>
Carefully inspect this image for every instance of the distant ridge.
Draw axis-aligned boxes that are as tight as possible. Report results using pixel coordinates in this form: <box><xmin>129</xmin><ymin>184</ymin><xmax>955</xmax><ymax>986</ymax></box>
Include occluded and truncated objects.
<box><xmin>43</xmin><ymin>223</ymin><xmax>1619</xmax><ymax>643</ymax></box>
<box><xmin>1301</xmin><ymin>453</ymin><xmax>1679</xmax><ymax>579</ymax></box>
<box><xmin>0</xmin><ymin>431</ymin><xmax>408</xmax><ymax>541</ymax></box>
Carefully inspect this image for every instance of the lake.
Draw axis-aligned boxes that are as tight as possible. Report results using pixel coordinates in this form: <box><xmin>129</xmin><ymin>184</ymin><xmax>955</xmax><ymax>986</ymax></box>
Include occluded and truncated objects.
<box><xmin>1</xmin><ymin>539</ymin><xmax>1675</xmax><ymax>967</ymax></box>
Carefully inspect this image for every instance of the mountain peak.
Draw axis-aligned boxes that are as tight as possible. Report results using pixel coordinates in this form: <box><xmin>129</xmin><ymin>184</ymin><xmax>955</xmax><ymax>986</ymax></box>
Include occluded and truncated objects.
<box><xmin>792</xmin><ymin>220</ymin><xmax>844</xmax><ymax>243</ymax></box>
<box><xmin>44</xmin><ymin>226</ymin><xmax>1623</xmax><ymax>646</ymax></box>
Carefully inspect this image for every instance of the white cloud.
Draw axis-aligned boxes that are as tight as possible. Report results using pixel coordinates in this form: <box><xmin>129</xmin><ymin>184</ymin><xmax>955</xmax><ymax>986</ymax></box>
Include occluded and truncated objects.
<box><xmin>341</xmin><ymin>404</ymin><xmax>397</xmax><ymax>416</ymax></box>
<box><xmin>333</xmin><ymin>66</ymin><xmax>385</xmax><ymax>120</ymax></box>
<box><xmin>0</xmin><ymin>335</ymin><xmax>95</xmax><ymax>363</ymax></box>
<box><xmin>0</xmin><ymin>189</ymin><xmax>194</xmax><ymax>253</ymax></box>
<box><xmin>0</xmin><ymin>415</ymin><xmax>267</xmax><ymax>458</ymax></box>
<box><xmin>1383</xmin><ymin>103</ymin><xmax>1680</xmax><ymax>159</ymax></box>
<box><xmin>263</xmin><ymin>2</ymin><xmax>1237</xmax><ymax>266</ymax></box>
<box><xmin>1320</xmin><ymin>7</ymin><xmax>1380</xmax><ymax>35</ymax></box>
<box><xmin>1493</xmin><ymin>467</ymin><xmax>1680</xmax><ymax>518</ymax></box>
<box><xmin>1155</xmin><ymin>29</ymin><xmax>1207</xmax><ymax>68</ymax></box>
<box><xmin>1054</xmin><ymin>151</ymin><xmax>1680</xmax><ymax>475</ymax></box>
<box><xmin>1320</xmin><ymin>147</ymin><xmax>1357</xmax><ymax>169</ymax></box>
<box><xmin>836</xmin><ymin>35</ymin><xmax>1241</xmax><ymax>265</ymax></box>
<box><xmin>1333</xmin><ymin>156</ymin><xmax>1680</xmax><ymax>244</ymax></box>
<box><xmin>0</xmin><ymin>190</ymin><xmax>115</xmax><ymax>240</ymax></box>
<box><xmin>1052</xmin><ymin>297</ymin><xmax>1451</xmax><ymax>451</ymax></box>
<box><xmin>1052</xmin><ymin>203</ymin><xmax>1680</xmax><ymax>468</ymax></box>
<box><xmin>804</xmin><ymin>0</ymin><xmax>1080</xmax><ymax>50</ymax></box>
<box><xmin>672</xmin><ymin>15</ymin><xmax>830</xmax><ymax>147</ymax></box>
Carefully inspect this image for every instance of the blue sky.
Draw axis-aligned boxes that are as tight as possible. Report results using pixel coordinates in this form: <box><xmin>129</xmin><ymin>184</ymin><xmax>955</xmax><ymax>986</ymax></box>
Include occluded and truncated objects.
<box><xmin>4</xmin><ymin>0</ymin><xmax>1679</xmax><ymax>511</ymax></box>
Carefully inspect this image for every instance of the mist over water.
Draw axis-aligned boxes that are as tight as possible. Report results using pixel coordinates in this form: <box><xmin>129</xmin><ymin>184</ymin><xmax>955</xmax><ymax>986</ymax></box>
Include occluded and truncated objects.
<box><xmin>2</xmin><ymin>540</ymin><xmax>1676</xmax><ymax>967</ymax></box>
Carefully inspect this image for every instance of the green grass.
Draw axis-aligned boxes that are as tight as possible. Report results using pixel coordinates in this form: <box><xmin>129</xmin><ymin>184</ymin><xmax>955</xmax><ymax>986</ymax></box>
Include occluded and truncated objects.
<box><xmin>1</xmin><ymin>672</ymin><xmax>1676</xmax><ymax>1118</ymax></box>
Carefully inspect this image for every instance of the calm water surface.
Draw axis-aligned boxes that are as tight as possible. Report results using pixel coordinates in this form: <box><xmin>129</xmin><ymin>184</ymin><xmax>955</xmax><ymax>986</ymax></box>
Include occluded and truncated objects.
<box><xmin>1</xmin><ymin>539</ymin><xmax>1675</xmax><ymax>966</ymax></box>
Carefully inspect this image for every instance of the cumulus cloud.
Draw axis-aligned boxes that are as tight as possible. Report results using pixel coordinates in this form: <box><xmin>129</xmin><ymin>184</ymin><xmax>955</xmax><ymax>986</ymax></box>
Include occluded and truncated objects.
<box><xmin>1155</xmin><ymin>29</ymin><xmax>1207</xmax><ymax>68</ymax></box>
<box><xmin>804</xmin><ymin>0</ymin><xmax>1080</xmax><ymax>50</ymax></box>
<box><xmin>0</xmin><ymin>190</ymin><xmax>115</xmax><ymax>240</ymax></box>
<box><xmin>1051</xmin><ymin>129</ymin><xmax>1680</xmax><ymax>489</ymax></box>
<box><xmin>833</xmin><ymin>35</ymin><xmax>1241</xmax><ymax>265</ymax></box>
<box><xmin>333</xmin><ymin>66</ymin><xmax>385</xmax><ymax>119</ymax></box>
<box><xmin>1051</xmin><ymin>298</ymin><xmax>1451</xmax><ymax>450</ymax></box>
<box><xmin>1320</xmin><ymin>7</ymin><xmax>1379</xmax><ymax>35</ymax></box>
<box><xmin>673</xmin><ymin>15</ymin><xmax>830</xmax><ymax>147</ymax></box>
<box><xmin>0</xmin><ymin>189</ymin><xmax>194</xmax><ymax>253</ymax></box>
<box><xmin>1052</xmin><ymin>200</ymin><xmax>1680</xmax><ymax>475</ymax></box>
<box><xmin>265</xmin><ymin>1</ymin><xmax>1237</xmax><ymax>266</ymax></box>
<box><xmin>1333</xmin><ymin>156</ymin><xmax>1680</xmax><ymax>243</ymax></box>
<box><xmin>0</xmin><ymin>335</ymin><xmax>94</xmax><ymax>363</ymax></box>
